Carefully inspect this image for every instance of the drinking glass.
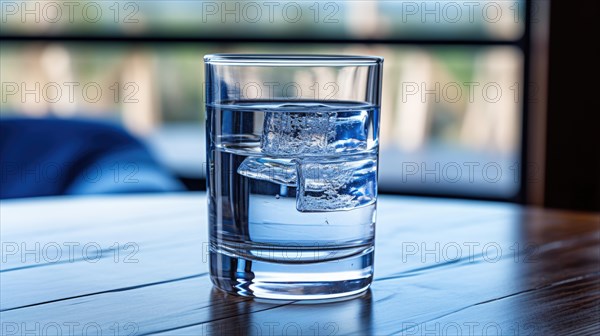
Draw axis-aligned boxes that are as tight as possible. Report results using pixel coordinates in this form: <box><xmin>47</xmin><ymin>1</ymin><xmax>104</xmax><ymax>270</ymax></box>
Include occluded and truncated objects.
<box><xmin>205</xmin><ymin>54</ymin><xmax>383</xmax><ymax>299</ymax></box>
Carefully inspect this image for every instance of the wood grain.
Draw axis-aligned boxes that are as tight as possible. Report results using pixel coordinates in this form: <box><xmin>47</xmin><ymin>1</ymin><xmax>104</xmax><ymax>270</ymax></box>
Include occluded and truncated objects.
<box><xmin>1</xmin><ymin>193</ymin><xmax>598</xmax><ymax>335</ymax></box>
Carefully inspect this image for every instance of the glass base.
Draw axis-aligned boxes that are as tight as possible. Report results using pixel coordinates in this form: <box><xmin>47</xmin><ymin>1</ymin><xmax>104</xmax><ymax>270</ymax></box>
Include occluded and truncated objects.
<box><xmin>209</xmin><ymin>246</ymin><xmax>374</xmax><ymax>300</ymax></box>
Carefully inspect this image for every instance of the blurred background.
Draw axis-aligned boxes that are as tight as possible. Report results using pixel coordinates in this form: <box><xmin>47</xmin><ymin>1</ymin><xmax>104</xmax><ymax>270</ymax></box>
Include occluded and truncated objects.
<box><xmin>1</xmin><ymin>1</ymin><xmax>597</xmax><ymax>210</ymax></box>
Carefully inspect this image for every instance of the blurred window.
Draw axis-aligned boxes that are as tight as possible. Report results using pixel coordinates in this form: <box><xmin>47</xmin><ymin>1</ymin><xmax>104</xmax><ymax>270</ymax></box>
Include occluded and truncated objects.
<box><xmin>1</xmin><ymin>1</ymin><xmax>529</xmax><ymax>200</ymax></box>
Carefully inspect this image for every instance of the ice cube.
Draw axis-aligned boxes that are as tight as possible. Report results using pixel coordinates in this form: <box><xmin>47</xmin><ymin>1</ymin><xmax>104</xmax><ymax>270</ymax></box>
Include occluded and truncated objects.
<box><xmin>260</xmin><ymin>109</ymin><xmax>370</xmax><ymax>156</ymax></box>
<box><xmin>296</xmin><ymin>155</ymin><xmax>377</xmax><ymax>212</ymax></box>
<box><xmin>261</xmin><ymin>111</ymin><xmax>337</xmax><ymax>156</ymax></box>
<box><xmin>237</xmin><ymin>157</ymin><xmax>296</xmax><ymax>186</ymax></box>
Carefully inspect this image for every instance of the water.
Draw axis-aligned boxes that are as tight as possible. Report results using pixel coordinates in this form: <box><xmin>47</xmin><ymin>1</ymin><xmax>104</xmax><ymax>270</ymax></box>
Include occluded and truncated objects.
<box><xmin>207</xmin><ymin>100</ymin><xmax>379</xmax><ymax>299</ymax></box>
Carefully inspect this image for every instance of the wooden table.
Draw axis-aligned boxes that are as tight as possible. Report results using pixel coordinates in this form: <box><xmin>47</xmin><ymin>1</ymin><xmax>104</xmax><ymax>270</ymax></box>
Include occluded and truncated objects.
<box><xmin>1</xmin><ymin>193</ymin><xmax>598</xmax><ymax>335</ymax></box>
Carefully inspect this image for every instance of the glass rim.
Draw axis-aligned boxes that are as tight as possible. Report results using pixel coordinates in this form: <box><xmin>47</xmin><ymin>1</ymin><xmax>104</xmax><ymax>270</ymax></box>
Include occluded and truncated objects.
<box><xmin>204</xmin><ymin>54</ymin><xmax>383</xmax><ymax>66</ymax></box>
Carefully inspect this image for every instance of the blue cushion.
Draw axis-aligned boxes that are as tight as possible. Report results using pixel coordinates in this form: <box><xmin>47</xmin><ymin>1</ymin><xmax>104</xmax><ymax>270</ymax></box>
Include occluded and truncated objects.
<box><xmin>0</xmin><ymin>118</ymin><xmax>183</xmax><ymax>199</ymax></box>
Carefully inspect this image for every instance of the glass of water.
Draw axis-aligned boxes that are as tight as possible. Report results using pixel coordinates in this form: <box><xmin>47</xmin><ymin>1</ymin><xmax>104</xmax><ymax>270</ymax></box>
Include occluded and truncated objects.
<box><xmin>205</xmin><ymin>54</ymin><xmax>383</xmax><ymax>300</ymax></box>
